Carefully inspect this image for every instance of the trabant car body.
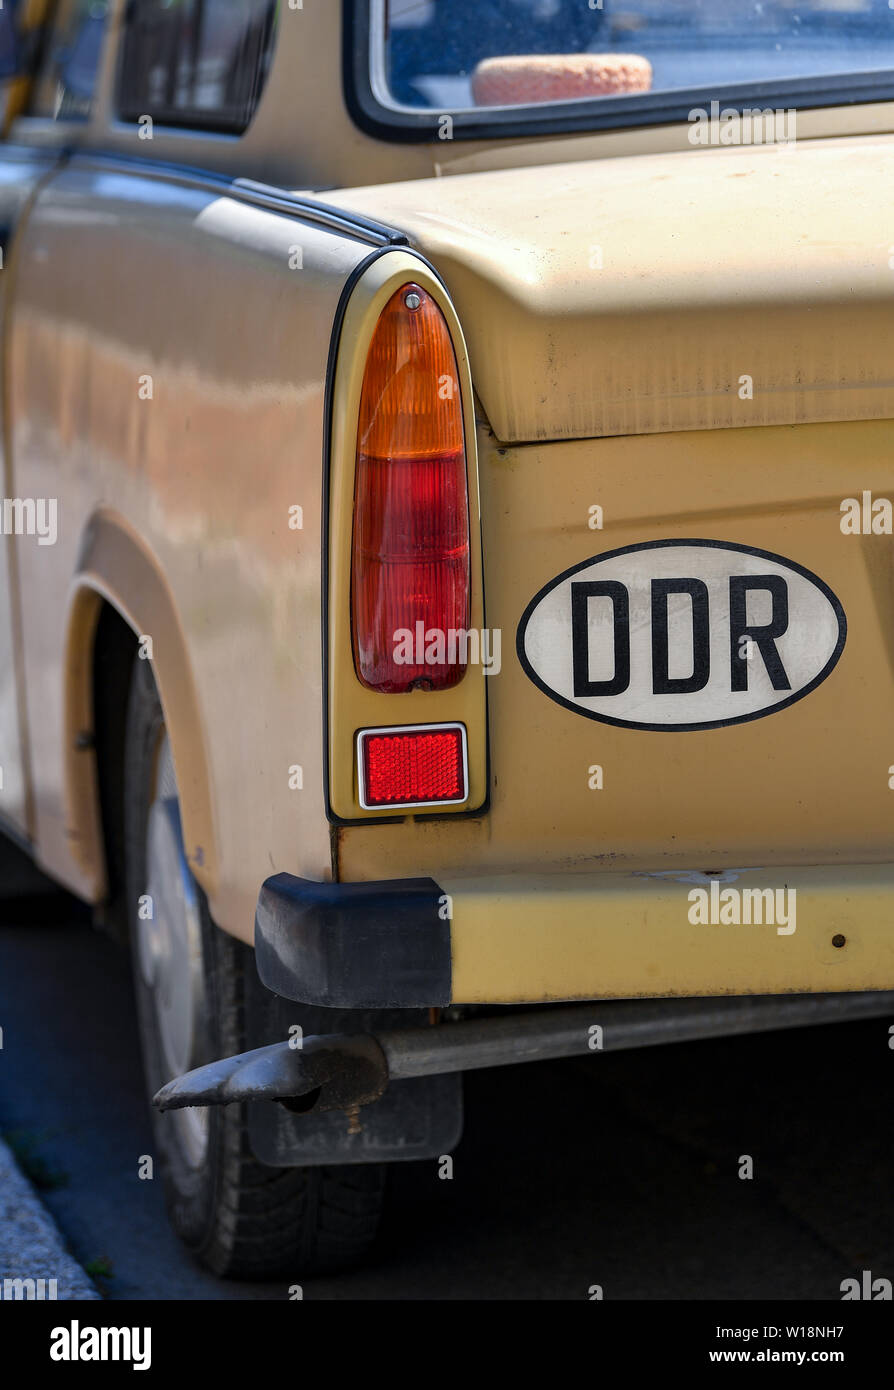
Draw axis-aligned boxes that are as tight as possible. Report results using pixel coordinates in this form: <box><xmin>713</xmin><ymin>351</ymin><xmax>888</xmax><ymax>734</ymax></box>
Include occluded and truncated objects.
<box><xmin>1</xmin><ymin>0</ymin><xmax>893</xmax><ymax>1274</ymax></box>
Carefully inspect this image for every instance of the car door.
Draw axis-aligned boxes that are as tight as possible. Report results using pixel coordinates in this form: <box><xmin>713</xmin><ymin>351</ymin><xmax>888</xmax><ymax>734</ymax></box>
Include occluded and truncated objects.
<box><xmin>0</xmin><ymin>0</ymin><xmax>106</xmax><ymax>840</ymax></box>
<box><xmin>0</xmin><ymin>143</ymin><xmax>54</xmax><ymax>840</ymax></box>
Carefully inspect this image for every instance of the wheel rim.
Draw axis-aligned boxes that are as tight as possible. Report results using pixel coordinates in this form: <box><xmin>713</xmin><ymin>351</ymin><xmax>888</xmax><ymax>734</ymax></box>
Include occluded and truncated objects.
<box><xmin>140</xmin><ymin>732</ymin><xmax>210</xmax><ymax>1169</ymax></box>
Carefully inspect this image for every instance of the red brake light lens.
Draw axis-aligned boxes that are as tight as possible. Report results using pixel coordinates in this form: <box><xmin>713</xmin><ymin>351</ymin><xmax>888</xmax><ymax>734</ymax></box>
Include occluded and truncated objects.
<box><xmin>351</xmin><ymin>284</ymin><xmax>470</xmax><ymax>694</ymax></box>
<box><xmin>358</xmin><ymin>724</ymin><xmax>468</xmax><ymax>809</ymax></box>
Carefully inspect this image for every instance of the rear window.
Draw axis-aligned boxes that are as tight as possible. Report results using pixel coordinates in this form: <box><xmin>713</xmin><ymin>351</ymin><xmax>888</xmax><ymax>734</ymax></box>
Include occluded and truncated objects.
<box><xmin>118</xmin><ymin>0</ymin><xmax>277</xmax><ymax>134</ymax></box>
<box><xmin>353</xmin><ymin>0</ymin><xmax>894</xmax><ymax>138</ymax></box>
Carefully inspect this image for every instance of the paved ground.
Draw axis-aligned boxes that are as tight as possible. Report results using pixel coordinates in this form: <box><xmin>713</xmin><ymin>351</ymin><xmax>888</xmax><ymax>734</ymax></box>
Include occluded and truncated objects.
<box><xmin>0</xmin><ymin>849</ymin><xmax>892</xmax><ymax>1300</ymax></box>
<box><xmin>0</xmin><ymin>1137</ymin><xmax>99</xmax><ymax>1300</ymax></box>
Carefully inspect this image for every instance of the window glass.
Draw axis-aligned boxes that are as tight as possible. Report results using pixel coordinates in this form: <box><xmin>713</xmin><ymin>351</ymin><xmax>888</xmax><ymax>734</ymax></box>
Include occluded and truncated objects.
<box><xmin>0</xmin><ymin>3</ymin><xmax>20</xmax><ymax>81</ymax></box>
<box><xmin>382</xmin><ymin>0</ymin><xmax>894</xmax><ymax>113</ymax></box>
<box><xmin>118</xmin><ymin>0</ymin><xmax>277</xmax><ymax>134</ymax></box>
<box><xmin>30</xmin><ymin>0</ymin><xmax>110</xmax><ymax>121</ymax></box>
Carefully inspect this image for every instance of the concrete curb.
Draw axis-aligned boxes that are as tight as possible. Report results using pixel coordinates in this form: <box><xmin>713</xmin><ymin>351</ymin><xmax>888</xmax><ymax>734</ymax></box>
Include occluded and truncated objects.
<box><xmin>0</xmin><ymin>1137</ymin><xmax>100</xmax><ymax>1301</ymax></box>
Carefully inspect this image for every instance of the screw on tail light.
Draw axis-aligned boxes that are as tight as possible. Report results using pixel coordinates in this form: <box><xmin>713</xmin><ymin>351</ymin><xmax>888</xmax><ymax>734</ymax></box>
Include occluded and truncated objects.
<box><xmin>351</xmin><ymin>283</ymin><xmax>471</xmax><ymax>694</ymax></box>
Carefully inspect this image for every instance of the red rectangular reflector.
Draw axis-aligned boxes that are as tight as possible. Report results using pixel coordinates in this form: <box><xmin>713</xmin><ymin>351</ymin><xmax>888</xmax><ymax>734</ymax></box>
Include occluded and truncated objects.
<box><xmin>358</xmin><ymin>724</ymin><xmax>468</xmax><ymax>810</ymax></box>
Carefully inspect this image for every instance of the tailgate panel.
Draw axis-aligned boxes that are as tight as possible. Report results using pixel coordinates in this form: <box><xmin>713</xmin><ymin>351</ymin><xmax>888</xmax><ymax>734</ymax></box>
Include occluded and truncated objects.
<box><xmin>338</xmin><ymin>416</ymin><xmax>894</xmax><ymax>881</ymax></box>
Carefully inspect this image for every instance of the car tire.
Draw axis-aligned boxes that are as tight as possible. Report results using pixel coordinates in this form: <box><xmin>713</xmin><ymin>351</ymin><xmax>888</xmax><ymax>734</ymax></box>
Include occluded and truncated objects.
<box><xmin>123</xmin><ymin>653</ymin><xmax>387</xmax><ymax>1278</ymax></box>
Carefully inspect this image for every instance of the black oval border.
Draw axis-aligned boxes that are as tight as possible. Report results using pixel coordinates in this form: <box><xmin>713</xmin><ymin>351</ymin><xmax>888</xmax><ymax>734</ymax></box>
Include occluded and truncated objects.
<box><xmin>515</xmin><ymin>539</ymin><xmax>848</xmax><ymax>733</ymax></box>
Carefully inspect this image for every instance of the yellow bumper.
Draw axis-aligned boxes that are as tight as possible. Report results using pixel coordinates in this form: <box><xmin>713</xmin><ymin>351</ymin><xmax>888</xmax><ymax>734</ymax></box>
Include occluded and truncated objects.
<box><xmin>442</xmin><ymin>865</ymin><xmax>894</xmax><ymax>1004</ymax></box>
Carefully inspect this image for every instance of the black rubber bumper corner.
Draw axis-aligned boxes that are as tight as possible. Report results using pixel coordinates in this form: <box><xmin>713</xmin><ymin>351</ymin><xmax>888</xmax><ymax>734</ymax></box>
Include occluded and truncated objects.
<box><xmin>254</xmin><ymin>871</ymin><xmax>451</xmax><ymax>1008</ymax></box>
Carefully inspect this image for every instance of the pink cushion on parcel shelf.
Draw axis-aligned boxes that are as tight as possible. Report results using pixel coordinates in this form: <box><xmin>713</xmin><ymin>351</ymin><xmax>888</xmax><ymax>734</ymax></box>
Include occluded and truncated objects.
<box><xmin>471</xmin><ymin>53</ymin><xmax>653</xmax><ymax>107</ymax></box>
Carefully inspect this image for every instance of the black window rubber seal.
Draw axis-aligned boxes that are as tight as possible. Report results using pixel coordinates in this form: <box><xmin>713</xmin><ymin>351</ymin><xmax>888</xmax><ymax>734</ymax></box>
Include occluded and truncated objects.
<box><xmin>343</xmin><ymin>0</ymin><xmax>894</xmax><ymax>145</ymax></box>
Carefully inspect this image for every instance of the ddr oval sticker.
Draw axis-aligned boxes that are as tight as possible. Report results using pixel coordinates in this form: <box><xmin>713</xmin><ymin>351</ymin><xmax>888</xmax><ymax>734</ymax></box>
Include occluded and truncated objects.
<box><xmin>516</xmin><ymin>540</ymin><xmax>846</xmax><ymax>731</ymax></box>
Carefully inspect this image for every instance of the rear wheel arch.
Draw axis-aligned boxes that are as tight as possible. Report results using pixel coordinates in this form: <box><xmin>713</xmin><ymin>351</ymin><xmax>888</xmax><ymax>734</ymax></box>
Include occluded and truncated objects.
<box><xmin>62</xmin><ymin>508</ymin><xmax>220</xmax><ymax>914</ymax></box>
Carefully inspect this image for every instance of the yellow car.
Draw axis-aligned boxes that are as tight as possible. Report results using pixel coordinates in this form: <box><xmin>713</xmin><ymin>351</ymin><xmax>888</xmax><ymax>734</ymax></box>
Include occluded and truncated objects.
<box><xmin>1</xmin><ymin>0</ymin><xmax>893</xmax><ymax>1276</ymax></box>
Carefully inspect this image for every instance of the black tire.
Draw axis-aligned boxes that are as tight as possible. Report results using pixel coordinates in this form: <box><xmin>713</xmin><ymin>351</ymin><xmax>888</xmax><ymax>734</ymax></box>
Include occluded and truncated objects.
<box><xmin>124</xmin><ymin>654</ymin><xmax>387</xmax><ymax>1278</ymax></box>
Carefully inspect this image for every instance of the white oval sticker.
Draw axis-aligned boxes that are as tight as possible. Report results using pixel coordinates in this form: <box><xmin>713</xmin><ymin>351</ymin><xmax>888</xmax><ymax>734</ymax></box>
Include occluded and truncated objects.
<box><xmin>516</xmin><ymin>540</ymin><xmax>846</xmax><ymax>730</ymax></box>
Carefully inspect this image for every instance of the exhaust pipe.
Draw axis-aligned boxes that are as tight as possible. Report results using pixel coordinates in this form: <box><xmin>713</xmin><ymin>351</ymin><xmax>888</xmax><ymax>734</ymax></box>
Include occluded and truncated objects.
<box><xmin>154</xmin><ymin>990</ymin><xmax>894</xmax><ymax>1116</ymax></box>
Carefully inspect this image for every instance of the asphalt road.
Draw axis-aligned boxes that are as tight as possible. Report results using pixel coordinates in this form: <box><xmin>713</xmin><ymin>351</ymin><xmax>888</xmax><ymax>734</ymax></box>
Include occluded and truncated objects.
<box><xmin>0</xmin><ymin>844</ymin><xmax>892</xmax><ymax>1300</ymax></box>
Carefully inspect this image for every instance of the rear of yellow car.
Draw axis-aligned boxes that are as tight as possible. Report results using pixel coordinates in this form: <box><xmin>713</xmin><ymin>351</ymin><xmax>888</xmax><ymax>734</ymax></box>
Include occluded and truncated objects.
<box><xmin>312</xmin><ymin>132</ymin><xmax>894</xmax><ymax>1006</ymax></box>
<box><xmin>156</xmin><ymin>0</ymin><xmax>894</xmax><ymax>1276</ymax></box>
<box><xmin>168</xmin><ymin>130</ymin><xmax>894</xmax><ymax>1128</ymax></box>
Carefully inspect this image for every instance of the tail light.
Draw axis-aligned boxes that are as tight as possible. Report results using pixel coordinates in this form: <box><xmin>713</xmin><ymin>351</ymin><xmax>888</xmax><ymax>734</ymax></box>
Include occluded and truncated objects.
<box><xmin>358</xmin><ymin>723</ymin><xmax>468</xmax><ymax>809</ymax></box>
<box><xmin>351</xmin><ymin>283</ymin><xmax>470</xmax><ymax>694</ymax></box>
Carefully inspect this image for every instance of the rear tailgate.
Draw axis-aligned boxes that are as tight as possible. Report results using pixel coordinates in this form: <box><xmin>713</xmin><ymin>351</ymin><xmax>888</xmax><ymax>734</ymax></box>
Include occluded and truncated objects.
<box><xmin>338</xmin><ymin>415</ymin><xmax>892</xmax><ymax>879</ymax></box>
